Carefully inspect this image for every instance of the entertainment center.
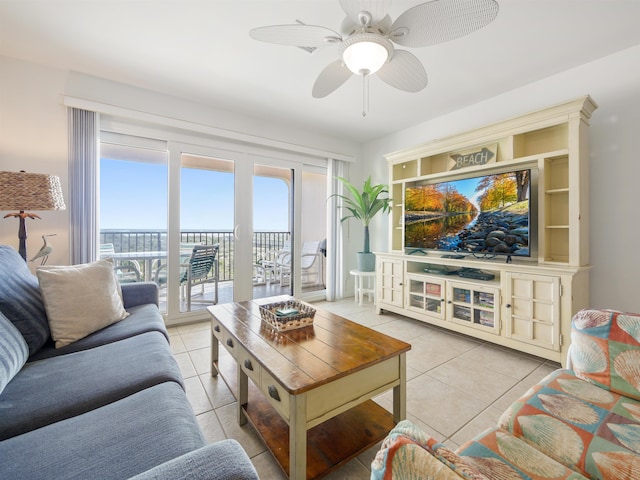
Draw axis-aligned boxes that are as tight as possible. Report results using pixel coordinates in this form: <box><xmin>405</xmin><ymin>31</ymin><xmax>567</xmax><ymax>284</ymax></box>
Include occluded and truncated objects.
<box><xmin>376</xmin><ymin>96</ymin><xmax>597</xmax><ymax>365</ymax></box>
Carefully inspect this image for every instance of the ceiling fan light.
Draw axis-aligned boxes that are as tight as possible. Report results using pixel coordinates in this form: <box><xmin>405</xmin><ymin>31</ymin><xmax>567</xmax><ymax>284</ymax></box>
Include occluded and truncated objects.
<box><xmin>340</xmin><ymin>33</ymin><xmax>392</xmax><ymax>75</ymax></box>
<box><xmin>343</xmin><ymin>41</ymin><xmax>388</xmax><ymax>74</ymax></box>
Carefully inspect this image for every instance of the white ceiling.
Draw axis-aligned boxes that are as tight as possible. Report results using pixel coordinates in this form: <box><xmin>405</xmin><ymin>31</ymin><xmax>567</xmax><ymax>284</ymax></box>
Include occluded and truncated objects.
<box><xmin>2</xmin><ymin>0</ymin><xmax>640</xmax><ymax>144</ymax></box>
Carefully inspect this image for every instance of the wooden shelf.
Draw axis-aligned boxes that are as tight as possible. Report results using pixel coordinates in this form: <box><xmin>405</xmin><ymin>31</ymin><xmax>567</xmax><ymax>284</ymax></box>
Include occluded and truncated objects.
<box><xmin>246</xmin><ymin>396</ymin><xmax>393</xmax><ymax>479</ymax></box>
<box><xmin>216</xmin><ymin>351</ymin><xmax>396</xmax><ymax>480</ymax></box>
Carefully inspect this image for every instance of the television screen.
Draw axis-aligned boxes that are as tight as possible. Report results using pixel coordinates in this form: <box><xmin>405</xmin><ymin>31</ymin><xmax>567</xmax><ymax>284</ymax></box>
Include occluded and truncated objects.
<box><xmin>404</xmin><ymin>169</ymin><xmax>531</xmax><ymax>257</ymax></box>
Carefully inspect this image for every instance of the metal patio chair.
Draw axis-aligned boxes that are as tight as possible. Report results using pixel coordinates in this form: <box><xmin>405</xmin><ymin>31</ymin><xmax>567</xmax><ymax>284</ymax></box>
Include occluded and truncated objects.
<box><xmin>180</xmin><ymin>244</ymin><xmax>219</xmax><ymax>310</ymax></box>
<box><xmin>99</xmin><ymin>243</ymin><xmax>141</xmax><ymax>283</ymax></box>
<box><xmin>277</xmin><ymin>240</ymin><xmax>323</xmax><ymax>287</ymax></box>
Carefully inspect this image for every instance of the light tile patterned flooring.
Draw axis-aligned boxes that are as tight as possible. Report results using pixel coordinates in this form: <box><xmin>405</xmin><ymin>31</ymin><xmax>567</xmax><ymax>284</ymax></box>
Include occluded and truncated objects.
<box><xmin>167</xmin><ymin>298</ymin><xmax>560</xmax><ymax>479</ymax></box>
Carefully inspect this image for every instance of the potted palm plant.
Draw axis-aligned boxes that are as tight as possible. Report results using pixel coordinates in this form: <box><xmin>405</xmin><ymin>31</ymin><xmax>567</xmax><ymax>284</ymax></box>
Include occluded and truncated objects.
<box><xmin>334</xmin><ymin>176</ymin><xmax>390</xmax><ymax>272</ymax></box>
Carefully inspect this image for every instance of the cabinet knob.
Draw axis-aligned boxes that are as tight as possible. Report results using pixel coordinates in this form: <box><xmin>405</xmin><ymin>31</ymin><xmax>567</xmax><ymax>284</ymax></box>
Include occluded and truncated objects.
<box><xmin>506</xmin><ymin>304</ymin><xmax>512</xmax><ymax>309</ymax></box>
<box><xmin>214</xmin><ymin>325</ymin><xmax>220</xmax><ymax>332</ymax></box>
<box><xmin>226</xmin><ymin>338</ymin><xmax>234</xmax><ymax>348</ymax></box>
<box><xmin>447</xmin><ymin>300</ymin><xmax>452</xmax><ymax>304</ymax></box>
<box><xmin>268</xmin><ymin>385</ymin><xmax>281</xmax><ymax>402</ymax></box>
<box><xmin>243</xmin><ymin>359</ymin><xmax>253</xmax><ymax>371</ymax></box>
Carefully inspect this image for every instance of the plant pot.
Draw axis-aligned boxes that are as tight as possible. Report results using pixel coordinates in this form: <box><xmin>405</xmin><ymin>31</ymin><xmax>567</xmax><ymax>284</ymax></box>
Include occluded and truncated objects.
<box><xmin>357</xmin><ymin>252</ymin><xmax>375</xmax><ymax>272</ymax></box>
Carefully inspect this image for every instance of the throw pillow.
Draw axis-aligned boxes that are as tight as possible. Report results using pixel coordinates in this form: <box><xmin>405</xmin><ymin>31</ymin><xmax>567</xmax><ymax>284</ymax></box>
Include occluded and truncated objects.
<box><xmin>0</xmin><ymin>245</ymin><xmax>50</xmax><ymax>356</ymax></box>
<box><xmin>571</xmin><ymin>308</ymin><xmax>640</xmax><ymax>401</ymax></box>
<box><xmin>0</xmin><ymin>310</ymin><xmax>29</xmax><ymax>395</ymax></box>
<box><xmin>36</xmin><ymin>259</ymin><xmax>130</xmax><ymax>348</ymax></box>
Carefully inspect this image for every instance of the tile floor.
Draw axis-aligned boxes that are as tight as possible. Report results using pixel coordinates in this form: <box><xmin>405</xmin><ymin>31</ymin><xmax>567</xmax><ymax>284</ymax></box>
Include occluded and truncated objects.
<box><xmin>167</xmin><ymin>298</ymin><xmax>561</xmax><ymax>479</ymax></box>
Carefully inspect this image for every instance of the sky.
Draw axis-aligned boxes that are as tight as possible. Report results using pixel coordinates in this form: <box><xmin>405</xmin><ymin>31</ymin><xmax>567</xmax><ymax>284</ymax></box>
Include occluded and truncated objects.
<box><xmin>414</xmin><ymin>170</ymin><xmax>527</xmax><ymax>210</ymax></box>
<box><xmin>414</xmin><ymin>176</ymin><xmax>483</xmax><ymax>209</ymax></box>
<box><xmin>100</xmin><ymin>159</ymin><xmax>289</xmax><ymax>231</ymax></box>
<box><xmin>443</xmin><ymin>177</ymin><xmax>483</xmax><ymax>208</ymax></box>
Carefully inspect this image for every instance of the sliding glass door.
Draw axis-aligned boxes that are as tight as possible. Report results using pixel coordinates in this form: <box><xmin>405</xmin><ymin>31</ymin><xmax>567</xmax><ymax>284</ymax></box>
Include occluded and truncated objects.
<box><xmin>99</xmin><ymin>138</ymin><xmax>169</xmax><ymax>313</ymax></box>
<box><xmin>100</xmin><ymin>135</ymin><xmax>328</xmax><ymax>324</ymax></box>
<box><xmin>299</xmin><ymin>169</ymin><xmax>327</xmax><ymax>298</ymax></box>
<box><xmin>163</xmin><ymin>144</ymin><xmax>240</xmax><ymax>318</ymax></box>
<box><xmin>253</xmin><ymin>164</ymin><xmax>292</xmax><ymax>300</ymax></box>
<box><xmin>168</xmin><ymin>144</ymin><xmax>300</xmax><ymax>319</ymax></box>
<box><xmin>177</xmin><ymin>153</ymin><xmax>235</xmax><ymax>312</ymax></box>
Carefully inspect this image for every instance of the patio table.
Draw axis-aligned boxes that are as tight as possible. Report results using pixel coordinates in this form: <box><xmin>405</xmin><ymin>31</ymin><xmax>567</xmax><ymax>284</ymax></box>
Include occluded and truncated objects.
<box><xmin>104</xmin><ymin>251</ymin><xmax>167</xmax><ymax>282</ymax></box>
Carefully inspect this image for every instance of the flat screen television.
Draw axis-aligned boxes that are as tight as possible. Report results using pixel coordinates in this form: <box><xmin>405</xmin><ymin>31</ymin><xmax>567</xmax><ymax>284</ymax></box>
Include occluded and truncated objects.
<box><xmin>404</xmin><ymin>169</ymin><xmax>532</xmax><ymax>258</ymax></box>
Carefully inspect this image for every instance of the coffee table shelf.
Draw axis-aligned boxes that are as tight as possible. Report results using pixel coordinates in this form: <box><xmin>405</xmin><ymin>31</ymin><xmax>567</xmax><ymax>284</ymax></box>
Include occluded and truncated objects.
<box><xmin>216</xmin><ymin>355</ymin><xmax>395</xmax><ymax>479</ymax></box>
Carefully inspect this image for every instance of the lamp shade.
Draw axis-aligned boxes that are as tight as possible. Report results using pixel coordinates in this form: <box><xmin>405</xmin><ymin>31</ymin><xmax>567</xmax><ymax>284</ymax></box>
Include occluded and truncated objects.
<box><xmin>340</xmin><ymin>33</ymin><xmax>392</xmax><ymax>75</ymax></box>
<box><xmin>0</xmin><ymin>171</ymin><xmax>66</xmax><ymax>212</ymax></box>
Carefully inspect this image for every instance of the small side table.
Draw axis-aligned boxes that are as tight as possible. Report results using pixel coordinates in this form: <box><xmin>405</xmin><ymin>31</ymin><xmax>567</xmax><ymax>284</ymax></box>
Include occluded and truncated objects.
<box><xmin>350</xmin><ymin>269</ymin><xmax>376</xmax><ymax>306</ymax></box>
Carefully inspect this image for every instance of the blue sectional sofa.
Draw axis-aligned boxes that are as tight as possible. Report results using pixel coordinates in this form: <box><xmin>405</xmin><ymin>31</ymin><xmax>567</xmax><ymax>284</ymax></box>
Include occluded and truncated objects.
<box><xmin>0</xmin><ymin>245</ymin><xmax>259</xmax><ymax>480</ymax></box>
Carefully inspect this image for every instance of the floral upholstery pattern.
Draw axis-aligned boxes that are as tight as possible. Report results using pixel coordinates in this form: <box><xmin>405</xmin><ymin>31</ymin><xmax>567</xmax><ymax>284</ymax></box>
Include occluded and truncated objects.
<box><xmin>498</xmin><ymin>369</ymin><xmax>640</xmax><ymax>478</ymax></box>
<box><xmin>372</xmin><ymin>309</ymin><xmax>640</xmax><ymax>479</ymax></box>
<box><xmin>372</xmin><ymin>421</ymin><xmax>587</xmax><ymax>480</ymax></box>
<box><xmin>570</xmin><ymin>309</ymin><xmax>640</xmax><ymax>401</ymax></box>
<box><xmin>457</xmin><ymin>427</ymin><xmax>588</xmax><ymax>480</ymax></box>
<box><xmin>371</xmin><ymin>420</ymin><xmax>488</xmax><ymax>480</ymax></box>
<box><xmin>497</xmin><ymin>308</ymin><xmax>640</xmax><ymax>479</ymax></box>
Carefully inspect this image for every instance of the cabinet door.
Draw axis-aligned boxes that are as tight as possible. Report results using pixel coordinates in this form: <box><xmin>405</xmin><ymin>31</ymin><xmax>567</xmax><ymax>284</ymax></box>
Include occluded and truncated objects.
<box><xmin>446</xmin><ymin>281</ymin><xmax>500</xmax><ymax>334</ymax></box>
<box><xmin>406</xmin><ymin>274</ymin><xmax>445</xmax><ymax>320</ymax></box>
<box><xmin>377</xmin><ymin>258</ymin><xmax>404</xmax><ymax>308</ymax></box>
<box><xmin>504</xmin><ymin>273</ymin><xmax>560</xmax><ymax>351</ymax></box>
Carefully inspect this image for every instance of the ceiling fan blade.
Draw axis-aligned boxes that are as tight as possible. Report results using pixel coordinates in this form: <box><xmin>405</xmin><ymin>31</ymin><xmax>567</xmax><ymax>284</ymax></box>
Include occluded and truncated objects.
<box><xmin>341</xmin><ymin>13</ymin><xmax>392</xmax><ymax>36</ymax></box>
<box><xmin>249</xmin><ymin>24</ymin><xmax>341</xmax><ymax>48</ymax></box>
<box><xmin>376</xmin><ymin>50</ymin><xmax>427</xmax><ymax>92</ymax></box>
<box><xmin>312</xmin><ymin>60</ymin><xmax>353</xmax><ymax>98</ymax></box>
<box><xmin>339</xmin><ymin>0</ymin><xmax>392</xmax><ymax>27</ymax></box>
<box><xmin>391</xmin><ymin>0</ymin><xmax>499</xmax><ymax>47</ymax></box>
<box><xmin>376</xmin><ymin>14</ymin><xmax>393</xmax><ymax>34</ymax></box>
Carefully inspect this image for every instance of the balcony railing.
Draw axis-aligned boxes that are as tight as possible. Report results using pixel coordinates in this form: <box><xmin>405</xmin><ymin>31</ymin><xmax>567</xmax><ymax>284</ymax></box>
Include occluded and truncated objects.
<box><xmin>100</xmin><ymin>230</ymin><xmax>290</xmax><ymax>282</ymax></box>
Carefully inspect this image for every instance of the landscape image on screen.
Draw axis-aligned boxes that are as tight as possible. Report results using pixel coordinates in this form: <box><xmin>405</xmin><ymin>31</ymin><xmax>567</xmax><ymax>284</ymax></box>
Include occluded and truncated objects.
<box><xmin>404</xmin><ymin>170</ymin><xmax>530</xmax><ymax>256</ymax></box>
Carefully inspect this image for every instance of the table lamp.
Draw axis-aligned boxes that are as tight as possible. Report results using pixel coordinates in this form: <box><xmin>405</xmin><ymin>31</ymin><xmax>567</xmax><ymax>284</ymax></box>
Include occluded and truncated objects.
<box><xmin>0</xmin><ymin>171</ymin><xmax>66</xmax><ymax>261</ymax></box>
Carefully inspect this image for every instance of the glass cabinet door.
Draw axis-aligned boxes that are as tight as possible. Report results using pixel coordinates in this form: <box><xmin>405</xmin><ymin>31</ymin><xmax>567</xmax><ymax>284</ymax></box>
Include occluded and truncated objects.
<box><xmin>447</xmin><ymin>282</ymin><xmax>500</xmax><ymax>334</ymax></box>
<box><xmin>406</xmin><ymin>274</ymin><xmax>445</xmax><ymax>320</ymax></box>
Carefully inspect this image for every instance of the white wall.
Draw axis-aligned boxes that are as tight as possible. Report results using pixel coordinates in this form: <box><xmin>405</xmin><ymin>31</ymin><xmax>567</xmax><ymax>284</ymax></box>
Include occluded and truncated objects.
<box><xmin>0</xmin><ymin>57</ymin><xmax>69</xmax><ymax>268</ymax></box>
<box><xmin>0</xmin><ymin>55</ymin><xmax>359</xmax><ymax>271</ymax></box>
<box><xmin>360</xmin><ymin>44</ymin><xmax>640</xmax><ymax>312</ymax></box>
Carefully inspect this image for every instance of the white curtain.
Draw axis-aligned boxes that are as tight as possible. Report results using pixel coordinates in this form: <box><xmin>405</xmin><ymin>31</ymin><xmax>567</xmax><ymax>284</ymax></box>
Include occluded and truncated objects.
<box><xmin>68</xmin><ymin>108</ymin><xmax>99</xmax><ymax>264</ymax></box>
<box><xmin>325</xmin><ymin>158</ymin><xmax>346</xmax><ymax>301</ymax></box>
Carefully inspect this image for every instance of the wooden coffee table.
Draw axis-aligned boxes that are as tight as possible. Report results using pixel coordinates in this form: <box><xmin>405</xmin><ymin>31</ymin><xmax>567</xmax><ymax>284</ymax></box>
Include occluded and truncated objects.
<box><xmin>208</xmin><ymin>296</ymin><xmax>411</xmax><ymax>480</ymax></box>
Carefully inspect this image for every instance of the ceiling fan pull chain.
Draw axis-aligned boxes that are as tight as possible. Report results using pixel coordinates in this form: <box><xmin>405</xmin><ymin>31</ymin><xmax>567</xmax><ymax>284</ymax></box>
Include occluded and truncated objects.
<box><xmin>362</xmin><ymin>73</ymin><xmax>369</xmax><ymax>117</ymax></box>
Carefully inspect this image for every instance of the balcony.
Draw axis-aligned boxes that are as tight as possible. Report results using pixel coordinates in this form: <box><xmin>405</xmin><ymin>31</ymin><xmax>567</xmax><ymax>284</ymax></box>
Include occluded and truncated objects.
<box><xmin>100</xmin><ymin>230</ymin><xmax>324</xmax><ymax>311</ymax></box>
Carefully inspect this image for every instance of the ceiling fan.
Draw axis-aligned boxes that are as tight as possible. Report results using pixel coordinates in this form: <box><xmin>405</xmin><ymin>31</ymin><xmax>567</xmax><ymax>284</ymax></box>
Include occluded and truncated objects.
<box><xmin>250</xmin><ymin>0</ymin><xmax>499</xmax><ymax>113</ymax></box>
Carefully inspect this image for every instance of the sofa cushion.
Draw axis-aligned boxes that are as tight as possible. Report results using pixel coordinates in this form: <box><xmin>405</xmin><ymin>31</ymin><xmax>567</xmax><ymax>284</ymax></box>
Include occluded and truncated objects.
<box><xmin>0</xmin><ymin>331</ymin><xmax>183</xmax><ymax>440</ymax></box>
<box><xmin>456</xmin><ymin>427</ymin><xmax>587</xmax><ymax>479</ymax></box>
<box><xmin>570</xmin><ymin>308</ymin><xmax>640</xmax><ymax>401</ymax></box>
<box><xmin>0</xmin><ymin>382</ymin><xmax>206</xmax><ymax>480</ymax></box>
<box><xmin>28</xmin><ymin>303</ymin><xmax>168</xmax><ymax>362</ymax></box>
<box><xmin>121</xmin><ymin>281</ymin><xmax>159</xmax><ymax>308</ymax></box>
<box><xmin>129</xmin><ymin>440</ymin><xmax>260</xmax><ymax>480</ymax></box>
<box><xmin>0</xmin><ymin>311</ymin><xmax>29</xmax><ymax>395</ymax></box>
<box><xmin>498</xmin><ymin>368</ymin><xmax>640</xmax><ymax>479</ymax></box>
<box><xmin>371</xmin><ymin>420</ymin><xmax>485</xmax><ymax>480</ymax></box>
<box><xmin>372</xmin><ymin>436</ymin><xmax>468</xmax><ymax>480</ymax></box>
<box><xmin>0</xmin><ymin>245</ymin><xmax>49</xmax><ymax>355</ymax></box>
<box><xmin>36</xmin><ymin>259</ymin><xmax>129</xmax><ymax>348</ymax></box>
